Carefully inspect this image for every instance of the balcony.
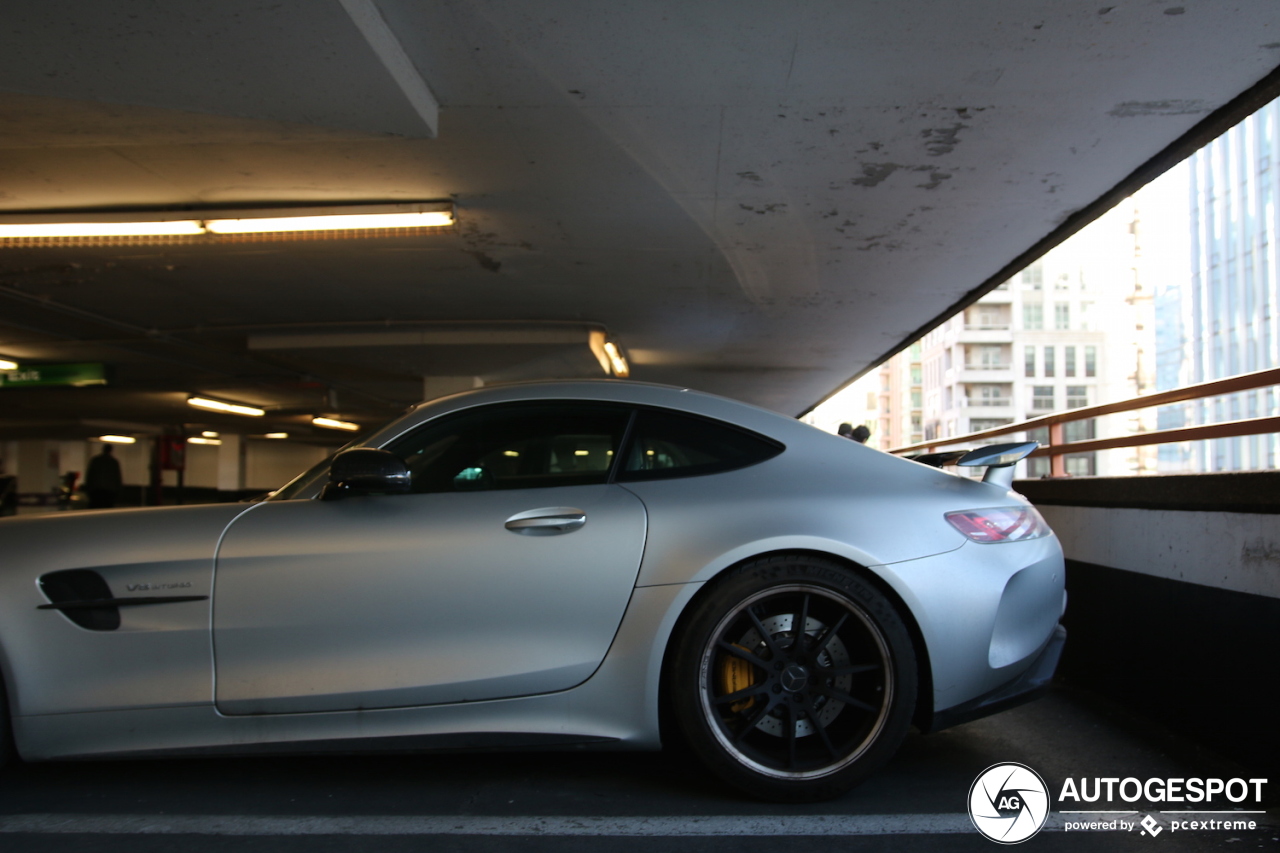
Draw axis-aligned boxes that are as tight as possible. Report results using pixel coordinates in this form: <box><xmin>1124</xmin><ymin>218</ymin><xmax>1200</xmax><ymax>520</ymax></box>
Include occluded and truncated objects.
<box><xmin>958</xmin><ymin>324</ymin><xmax>1013</xmax><ymax>344</ymax></box>
<box><xmin>958</xmin><ymin>362</ymin><xmax>1015</xmax><ymax>382</ymax></box>
<box><xmin>973</xmin><ymin>287</ymin><xmax>1013</xmax><ymax>303</ymax></box>
<box><xmin>958</xmin><ymin>396</ymin><xmax>1014</xmax><ymax>416</ymax></box>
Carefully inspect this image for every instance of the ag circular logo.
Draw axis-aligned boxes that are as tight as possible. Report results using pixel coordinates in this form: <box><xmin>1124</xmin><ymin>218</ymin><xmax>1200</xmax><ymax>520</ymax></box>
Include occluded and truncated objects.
<box><xmin>968</xmin><ymin>763</ymin><xmax>1051</xmax><ymax>844</ymax></box>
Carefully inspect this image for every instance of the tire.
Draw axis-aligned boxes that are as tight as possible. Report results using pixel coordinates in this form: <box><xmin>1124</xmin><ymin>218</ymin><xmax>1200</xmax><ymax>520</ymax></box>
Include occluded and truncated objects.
<box><xmin>670</xmin><ymin>554</ymin><xmax>916</xmax><ymax>802</ymax></box>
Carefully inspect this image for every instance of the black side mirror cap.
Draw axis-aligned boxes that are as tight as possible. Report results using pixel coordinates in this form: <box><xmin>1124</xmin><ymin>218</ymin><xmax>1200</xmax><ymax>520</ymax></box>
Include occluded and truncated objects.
<box><xmin>320</xmin><ymin>448</ymin><xmax>411</xmax><ymax>500</ymax></box>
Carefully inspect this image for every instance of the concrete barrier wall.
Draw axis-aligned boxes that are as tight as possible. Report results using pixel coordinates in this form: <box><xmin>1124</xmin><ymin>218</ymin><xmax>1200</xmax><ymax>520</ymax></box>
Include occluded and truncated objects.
<box><xmin>1016</xmin><ymin>474</ymin><xmax>1279</xmax><ymax>775</ymax></box>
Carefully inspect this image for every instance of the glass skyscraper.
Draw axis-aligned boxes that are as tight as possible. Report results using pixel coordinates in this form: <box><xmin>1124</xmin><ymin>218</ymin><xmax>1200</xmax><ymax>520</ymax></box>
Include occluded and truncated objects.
<box><xmin>1157</xmin><ymin>97</ymin><xmax>1280</xmax><ymax>472</ymax></box>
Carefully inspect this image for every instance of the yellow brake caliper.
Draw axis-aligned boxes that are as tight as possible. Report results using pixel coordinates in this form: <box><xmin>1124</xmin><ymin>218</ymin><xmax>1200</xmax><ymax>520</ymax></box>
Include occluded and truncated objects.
<box><xmin>718</xmin><ymin>644</ymin><xmax>759</xmax><ymax>713</ymax></box>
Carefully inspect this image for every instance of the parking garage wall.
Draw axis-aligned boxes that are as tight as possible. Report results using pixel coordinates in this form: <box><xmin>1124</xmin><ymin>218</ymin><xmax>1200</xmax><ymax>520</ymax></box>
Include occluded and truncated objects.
<box><xmin>1</xmin><ymin>438</ymin><xmax>328</xmax><ymax>506</ymax></box>
<box><xmin>1017</xmin><ymin>473</ymin><xmax>1280</xmax><ymax>776</ymax></box>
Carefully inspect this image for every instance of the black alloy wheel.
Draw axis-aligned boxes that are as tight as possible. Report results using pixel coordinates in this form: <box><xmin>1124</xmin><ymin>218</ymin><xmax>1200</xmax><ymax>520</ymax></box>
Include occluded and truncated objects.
<box><xmin>671</xmin><ymin>555</ymin><xmax>916</xmax><ymax>802</ymax></box>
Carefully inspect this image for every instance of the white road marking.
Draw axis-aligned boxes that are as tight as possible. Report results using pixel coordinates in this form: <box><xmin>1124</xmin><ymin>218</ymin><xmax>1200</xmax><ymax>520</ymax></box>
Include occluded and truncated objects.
<box><xmin>0</xmin><ymin>813</ymin><xmax>988</xmax><ymax>836</ymax></box>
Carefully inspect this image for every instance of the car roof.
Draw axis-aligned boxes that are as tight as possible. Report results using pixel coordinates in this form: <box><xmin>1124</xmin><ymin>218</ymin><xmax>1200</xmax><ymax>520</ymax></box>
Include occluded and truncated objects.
<box><xmin>366</xmin><ymin>379</ymin><xmax>819</xmax><ymax>448</ymax></box>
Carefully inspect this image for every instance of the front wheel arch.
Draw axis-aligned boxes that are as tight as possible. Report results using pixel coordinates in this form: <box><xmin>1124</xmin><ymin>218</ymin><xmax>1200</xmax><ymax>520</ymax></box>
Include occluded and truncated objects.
<box><xmin>659</xmin><ymin>549</ymin><xmax>933</xmax><ymax>754</ymax></box>
<box><xmin>661</xmin><ymin>551</ymin><xmax>923</xmax><ymax>801</ymax></box>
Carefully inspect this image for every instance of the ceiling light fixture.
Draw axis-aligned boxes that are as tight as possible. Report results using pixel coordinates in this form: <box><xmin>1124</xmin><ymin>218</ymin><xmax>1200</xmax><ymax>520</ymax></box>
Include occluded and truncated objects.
<box><xmin>0</xmin><ymin>203</ymin><xmax>453</xmax><ymax>241</ymax></box>
<box><xmin>602</xmin><ymin>341</ymin><xmax>630</xmax><ymax>378</ymax></box>
<box><xmin>201</xmin><ymin>431</ymin><xmax>219</xmax><ymax>438</ymax></box>
<box><xmin>98</xmin><ymin>435</ymin><xmax>136</xmax><ymax>444</ymax></box>
<box><xmin>264</xmin><ymin>432</ymin><xmax>289</xmax><ymax>439</ymax></box>
<box><xmin>0</xmin><ymin>220</ymin><xmax>206</xmax><ymax>239</ymax></box>
<box><xmin>187</xmin><ymin>396</ymin><xmax>266</xmax><ymax>417</ymax></box>
<box><xmin>312</xmin><ymin>416</ymin><xmax>360</xmax><ymax>431</ymax></box>
<box><xmin>188</xmin><ymin>436</ymin><xmax>222</xmax><ymax>446</ymax></box>
<box><xmin>0</xmin><ymin>358</ymin><xmax>17</xmax><ymax>370</ymax></box>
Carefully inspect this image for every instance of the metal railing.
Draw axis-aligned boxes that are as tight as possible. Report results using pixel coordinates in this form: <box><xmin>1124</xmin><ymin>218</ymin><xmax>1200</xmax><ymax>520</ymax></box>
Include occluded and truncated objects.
<box><xmin>893</xmin><ymin>366</ymin><xmax>1280</xmax><ymax>476</ymax></box>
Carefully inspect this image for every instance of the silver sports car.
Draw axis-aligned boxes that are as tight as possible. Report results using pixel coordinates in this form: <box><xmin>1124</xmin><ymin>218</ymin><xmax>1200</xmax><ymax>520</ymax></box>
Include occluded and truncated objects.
<box><xmin>0</xmin><ymin>381</ymin><xmax>1065</xmax><ymax>801</ymax></box>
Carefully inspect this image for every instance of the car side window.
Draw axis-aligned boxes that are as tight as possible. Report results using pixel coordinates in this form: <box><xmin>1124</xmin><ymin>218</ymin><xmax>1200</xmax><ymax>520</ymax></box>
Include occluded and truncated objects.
<box><xmin>618</xmin><ymin>408</ymin><xmax>783</xmax><ymax>482</ymax></box>
<box><xmin>384</xmin><ymin>403</ymin><xmax>632</xmax><ymax>493</ymax></box>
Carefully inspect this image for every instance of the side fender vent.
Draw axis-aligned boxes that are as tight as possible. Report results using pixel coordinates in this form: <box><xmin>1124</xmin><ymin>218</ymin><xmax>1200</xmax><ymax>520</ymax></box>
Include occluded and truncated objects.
<box><xmin>38</xmin><ymin>569</ymin><xmax>120</xmax><ymax>631</ymax></box>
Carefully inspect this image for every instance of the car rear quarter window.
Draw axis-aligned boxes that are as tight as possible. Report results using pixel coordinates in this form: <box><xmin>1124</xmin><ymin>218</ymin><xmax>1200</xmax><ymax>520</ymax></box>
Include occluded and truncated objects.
<box><xmin>618</xmin><ymin>408</ymin><xmax>783</xmax><ymax>482</ymax></box>
<box><xmin>385</xmin><ymin>402</ymin><xmax>632</xmax><ymax>493</ymax></box>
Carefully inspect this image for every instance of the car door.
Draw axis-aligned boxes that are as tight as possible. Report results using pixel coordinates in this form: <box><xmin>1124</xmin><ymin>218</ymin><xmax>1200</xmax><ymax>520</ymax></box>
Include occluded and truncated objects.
<box><xmin>212</xmin><ymin>402</ymin><xmax>646</xmax><ymax>716</ymax></box>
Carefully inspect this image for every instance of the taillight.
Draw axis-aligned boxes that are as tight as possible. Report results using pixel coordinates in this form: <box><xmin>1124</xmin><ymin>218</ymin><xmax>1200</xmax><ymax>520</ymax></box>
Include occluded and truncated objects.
<box><xmin>945</xmin><ymin>507</ymin><xmax>1049</xmax><ymax>543</ymax></box>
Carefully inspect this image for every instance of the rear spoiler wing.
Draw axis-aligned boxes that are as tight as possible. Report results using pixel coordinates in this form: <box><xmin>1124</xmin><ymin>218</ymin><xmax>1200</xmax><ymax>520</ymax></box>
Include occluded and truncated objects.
<box><xmin>905</xmin><ymin>441</ymin><xmax>1039</xmax><ymax>489</ymax></box>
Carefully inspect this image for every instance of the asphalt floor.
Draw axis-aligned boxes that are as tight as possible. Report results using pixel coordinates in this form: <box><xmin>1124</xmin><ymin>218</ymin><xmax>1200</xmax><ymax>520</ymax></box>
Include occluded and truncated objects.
<box><xmin>0</xmin><ymin>684</ymin><xmax>1274</xmax><ymax>852</ymax></box>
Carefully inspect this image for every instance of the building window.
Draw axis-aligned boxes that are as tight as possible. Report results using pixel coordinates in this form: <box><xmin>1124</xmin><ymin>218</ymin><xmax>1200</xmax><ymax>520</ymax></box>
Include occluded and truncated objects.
<box><xmin>1032</xmin><ymin>386</ymin><xmax>1055</xmax><ymax>411</ymax></box>
<box><xmin>1043</xmin><ymin>346</ymin><xmax>1055</xmax><ymax>377</ymax></box>
<box><xmin>1085</xmin><ymin>346</ymin><xmax>1097</xmax><ymax>377</ymax></box>
<box><xmin>1023</xmin><ymin>304</ymin><xmax>1044</xmax><ymax>330</ymax></box>
<box><xmin>1027</xmin><ymin>457</ymin><xmax>1051</xmax><ymax>477</ymax></box>
<box><xmin>975</xmin><ymin>344</ymin><xmax>1004</xmax><ymax>368</ymax></box>
<box><xmin>1021</xmin><ymin>264</ymin><xmax>1043</xmax><ymax>290</ymax></box>
<box><xmin>1024</xmin><ymin>346</ymin><xmax>1035</xmax><ymax>377</ymax></box>
<box><xmin>1065</xmin><ymin>346</ymin><xmax>1076</xmax><ymax>377</ymax></box>
<box><xmin>910</xmin><ymin>390</ymin><xmax>922</xmax><ymax>408</ymax></box>
<box><xmin>1064</xmin><ymin>454</ymin><xmax>1095</xmax><ymax>476</ymax></box>
<box><xmin>1066</xmin><ymin>386</ymin><xmax>1088</xmax><ymax>408</ymax></box>
<box><xmin>1055</xmin><ymin>303</ymin><xmax>1070</xmax><ymax>330</ymax></box>
<box><xmin>1063</xmin><ymin>419</ymin><xmax>1096</xmax><ymax>442</ymax></box>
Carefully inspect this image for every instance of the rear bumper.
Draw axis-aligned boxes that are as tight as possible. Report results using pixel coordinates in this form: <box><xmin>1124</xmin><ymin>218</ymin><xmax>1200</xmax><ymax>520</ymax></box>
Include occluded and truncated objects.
<box><xmin>924</xmin><ymin>623</ymin><xmax>1066</xmax><ymax>733</ymax></box>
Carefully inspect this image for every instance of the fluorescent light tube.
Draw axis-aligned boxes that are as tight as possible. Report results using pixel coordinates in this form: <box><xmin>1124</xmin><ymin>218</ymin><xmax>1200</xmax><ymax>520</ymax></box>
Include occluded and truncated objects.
<box><xmin>0</xmin><ymin>220</ymin><xmax>204</xmax><ymax>239</ymax></box>
<box><xmin>603</xmin><ymin>341</ymin><xmax>630</xmax><ymax>377</ymax></box>
<box><xmin>187</xmin><ymin>396</ymin><xmax>265</xmax><ymax>417</ymax></box>
<box><xmin>0</xmin><ymin>203</ymin><xmax>452</xmax><ymax>240</ymax></box>
<box><xmin>206</xmin><ymin>210</ymin><xmax>452</xmax><ymax>233</ymax></box>
<box><xmin>313</xmin><ymin>417</ymin><xmax>360</xmax><ymax>431</ymax></box>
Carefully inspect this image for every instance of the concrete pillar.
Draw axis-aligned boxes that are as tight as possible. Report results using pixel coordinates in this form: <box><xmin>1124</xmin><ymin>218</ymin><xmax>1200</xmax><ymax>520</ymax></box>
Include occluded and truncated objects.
<box><xmin>16</xmin><ymin>441</ymin><xmax>59</xmax><ymax>494</ymax></box>
<box><xmin>217</xmin><ymin>434</ymin><xmax>245</xmax><ymax>493</ymax></box>
<box><xmin>422</xmin><ymin>375</ymin><xmax>483</xmax><ymax>401</ymax></box>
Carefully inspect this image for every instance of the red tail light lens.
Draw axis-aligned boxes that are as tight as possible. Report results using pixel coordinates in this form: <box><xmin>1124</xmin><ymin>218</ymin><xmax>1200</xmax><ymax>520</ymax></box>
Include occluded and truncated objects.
<box><xmin>945</xmin><ymin>507</ymin><xmax>1049</xmax><ymax>543</ymax></box>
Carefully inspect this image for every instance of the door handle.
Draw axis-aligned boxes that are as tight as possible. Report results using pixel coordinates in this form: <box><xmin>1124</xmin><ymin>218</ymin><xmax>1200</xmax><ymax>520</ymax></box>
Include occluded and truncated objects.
<box><xmin>504</xmin><ymin>507</ymin><xmax>587</xmax><ymax>535</ymax></box>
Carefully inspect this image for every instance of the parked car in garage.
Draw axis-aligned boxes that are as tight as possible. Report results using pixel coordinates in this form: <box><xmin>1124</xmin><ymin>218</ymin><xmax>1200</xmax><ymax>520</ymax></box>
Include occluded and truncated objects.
<box><xmin>0</xmin><ymin>380</ymin><xmax>1064</xmax><ymax>801</ymax></box>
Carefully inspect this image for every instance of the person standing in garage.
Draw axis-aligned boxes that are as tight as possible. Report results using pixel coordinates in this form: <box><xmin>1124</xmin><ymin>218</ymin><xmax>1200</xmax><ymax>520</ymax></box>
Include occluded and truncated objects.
<box><xmin>84</xmin><ymin>444</ymin><xmax>123</xmax><ymax>509</ymax></box>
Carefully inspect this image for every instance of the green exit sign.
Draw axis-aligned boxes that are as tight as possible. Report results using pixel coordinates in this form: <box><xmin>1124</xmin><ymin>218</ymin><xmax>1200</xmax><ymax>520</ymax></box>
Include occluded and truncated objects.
<box><xmin>0</xmin><ymin>363</ymin><xmax>108</xmax><ymax>388</ymax></box>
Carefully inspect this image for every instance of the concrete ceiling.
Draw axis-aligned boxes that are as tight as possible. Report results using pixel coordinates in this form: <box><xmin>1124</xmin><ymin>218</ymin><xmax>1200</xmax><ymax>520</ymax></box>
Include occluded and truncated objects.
<box><xmin>1</xmin><ymin>0</ymin><xmax>1278</xmax><ymax>440</ymax></box>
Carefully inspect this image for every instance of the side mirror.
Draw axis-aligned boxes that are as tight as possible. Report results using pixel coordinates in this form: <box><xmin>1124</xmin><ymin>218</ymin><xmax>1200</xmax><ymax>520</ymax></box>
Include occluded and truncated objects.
<box><xmin>320</xmin><ymin>448</ymin><xmax>411</xmax><ymax>500</ymax></box>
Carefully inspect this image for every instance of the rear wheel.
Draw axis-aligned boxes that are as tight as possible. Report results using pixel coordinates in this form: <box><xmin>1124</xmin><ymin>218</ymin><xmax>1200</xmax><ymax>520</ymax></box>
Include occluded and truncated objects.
<box><xmin>671</xmin><ymin>555</ymin><xmax>916</xmax><ymax>801</ymax></box>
